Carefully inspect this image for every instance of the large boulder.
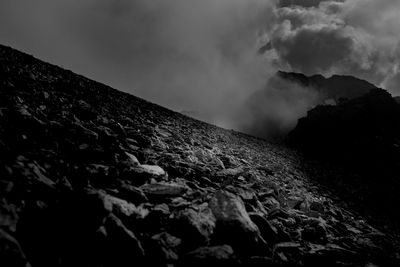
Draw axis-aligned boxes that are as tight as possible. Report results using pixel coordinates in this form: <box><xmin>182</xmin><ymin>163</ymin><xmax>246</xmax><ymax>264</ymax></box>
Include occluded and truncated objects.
<box><xmin>209</xmin><ymin>190</ymin><xmax>269</xmax><ymax>255</ymax></box>
<box><xmin>173</xmin><ymin>204</ymin><xmax>216</xmax><ymax>249</ymax></box>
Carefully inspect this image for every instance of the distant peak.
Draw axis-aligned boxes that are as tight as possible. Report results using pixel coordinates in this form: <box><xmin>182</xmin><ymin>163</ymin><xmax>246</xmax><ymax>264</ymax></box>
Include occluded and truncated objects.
<box><xmin>276</xmin><ymin>70</ymin><xmax>378</xmax><ymax>101</ymax></box>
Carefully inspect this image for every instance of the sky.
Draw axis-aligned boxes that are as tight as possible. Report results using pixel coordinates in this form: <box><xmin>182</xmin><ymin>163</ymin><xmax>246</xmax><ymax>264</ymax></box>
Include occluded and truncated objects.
<box><xmin>1</xmin><ymin>0</ymin><xmax>400</xmax><ymax>138</ymax></box>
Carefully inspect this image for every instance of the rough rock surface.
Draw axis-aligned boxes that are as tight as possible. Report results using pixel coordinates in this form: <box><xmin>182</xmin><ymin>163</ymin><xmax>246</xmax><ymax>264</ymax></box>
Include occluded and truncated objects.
<box><xmin>1</xmin><ymin>44</ymin><xmax>400</xmax><ymax>266</ymax></box>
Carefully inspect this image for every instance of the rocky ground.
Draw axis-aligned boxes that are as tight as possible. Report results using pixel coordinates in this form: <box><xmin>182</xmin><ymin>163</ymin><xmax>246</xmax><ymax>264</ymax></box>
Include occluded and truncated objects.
<box><xmin>1</xmin><ymin>44</ymin><xmax>400</xmax><ymax>267</ymax></box>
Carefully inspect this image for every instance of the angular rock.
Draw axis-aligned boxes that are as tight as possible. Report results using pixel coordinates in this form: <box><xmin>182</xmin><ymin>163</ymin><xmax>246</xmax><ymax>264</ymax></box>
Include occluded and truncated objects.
<box><xmin>181</xmin><ymin>245</ymin><xmax>235</xmax><ymax>267</ymax></box>
<box><xmin>0</xmin><ymin>229</ymin><xmax>30</xmax><ymax>267</ymax></box>
<box><xmin>249</xmin><ymin>213</ymin><xmax>279</xmax><ymax>244</ymax></box>
<box><xmin>118</xmin><ymin>182</ymin><xmax>148</xmax><ymax>204</ymax></box>
<box><xmin>140</xmin><ymin>164</ymin><xmax>166</xmax><ymax>176</ymax></box>
<box><xmin>74</xmin><ymin>100</ymin><xmax>97</xmax><ymax>121</ymax></box>
<box><xmin>193</xmin><ymin>148</ymin><xmax>225</xmax><ymax>169</ymax></box>
<box><xmin>302</xmin><ymin>243</ymin><xmax>357</xmax><ymax>266</ymax></box>
<box><xmin>84</xmin><ymin>164</ymin><xmax>111</xmax><ymax>181</ymax></box>
<box><xmin>174</xmin><ymin>205</ymin><xmax>216</xmax><ymax>249</ymax></box>
<box><xmin>143</xmin><ymin>203</ymin><xmax>171</xmax><ymax>234</ymax></box>
<box><xmin>169</xmin><ymin>197</ymin><xmax>191</xmax><ymax>209</ymax></box>
<box><xmin>0</xmin><ymin>199</ymin><xmax>19</xmax><ymax>233</ymax></box>
<box><xmin>141</xmin><ymin>182</ymin><xmax>188</xmax><ymax>202</ymax></box>
<box><xmin>104</xmin><ymin>194</ymin><xmax>149</xmax><ymax>220</ymax></box>
<box><xmin>216</xmin><ymin>167</ymin><xmax>244</xmax><ymax>178</ymax></box>
<box><xmin>12</xmin><ymin>156</ymin><xmax>55</xmax><ymax>193</ymax></box>
<box><xmin>102</xmin><ymin>214</ymin><xmax>145</xmax><ymax>265</ymax></box>
<box><xmin>273</xmin><ymin>242</ymin><xmax>302</xmax><ymax>265</ymax></box>
<box><xmin>146</xmin><ymin>231</ymin><xmax>182</xmax><ymax>266</ymax></box>
<box><xmin>125</xmin><ymin>152</ymin><xmax>140</xmax><ymax>166</ymax></box>
<box><xmin>301</xmin><ymin>218</ymin><xmax>328</xmax><ymax>244</ymax></box>
<box><xmin>121</xmin><ymin>164</ymin><xmax>167</xmax><ymax>186</ymax></box>
<box><xmin>78</xmin><ymin>189</ymin><xmax>113</xmax><ymax>227</ymax></box>
<box><xmin>209</xmin><ymin>190</ymin><xmax>268</xmax><ymax>255</ymax></box>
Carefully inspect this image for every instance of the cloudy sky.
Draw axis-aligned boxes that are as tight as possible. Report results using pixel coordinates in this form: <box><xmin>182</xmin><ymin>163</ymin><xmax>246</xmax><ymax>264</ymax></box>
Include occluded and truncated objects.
<box><xmin>1</xmin><ymin>0</ymin><xmax>399</xmax><ymax>137</ymax></box>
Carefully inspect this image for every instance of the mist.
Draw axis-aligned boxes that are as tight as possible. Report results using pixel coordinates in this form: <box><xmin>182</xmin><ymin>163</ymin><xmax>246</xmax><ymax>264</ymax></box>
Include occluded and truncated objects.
<box><xmin>240</xmin><ymin>75</ymin><xmax>318</xmax><ymax>138</ymax></box>
<box><xmin>1</xmin><ymin>0</ymin><xmax>400</xmax><ymax>139</ymax></box>
<box><xmin>0</xmin><ymin>0</ymin><xmax>279</xmax><ymax>135</ymax></box>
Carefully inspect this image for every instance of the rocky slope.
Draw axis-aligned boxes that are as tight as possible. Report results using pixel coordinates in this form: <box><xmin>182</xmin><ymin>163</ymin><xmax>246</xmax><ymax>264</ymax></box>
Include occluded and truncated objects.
<box><xmin>1</xmin><ymin>44</ymin><xmax>399</xmax><ymax>267</ymax></box>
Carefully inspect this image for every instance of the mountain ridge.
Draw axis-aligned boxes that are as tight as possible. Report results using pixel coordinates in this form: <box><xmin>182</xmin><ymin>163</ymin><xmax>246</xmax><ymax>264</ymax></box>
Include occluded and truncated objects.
<box><xmin>277</xmin><ymin>70</ymin><xmax>377</xmax><ymax>103</ymax></box>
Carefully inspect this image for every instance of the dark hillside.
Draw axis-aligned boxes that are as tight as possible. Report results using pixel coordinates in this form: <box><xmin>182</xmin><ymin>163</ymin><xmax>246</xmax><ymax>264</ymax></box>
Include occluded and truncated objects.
<box><xmin>289</xmin><ymin>88</ymin><xmax>400</xmax><ymax>228</ymax></box>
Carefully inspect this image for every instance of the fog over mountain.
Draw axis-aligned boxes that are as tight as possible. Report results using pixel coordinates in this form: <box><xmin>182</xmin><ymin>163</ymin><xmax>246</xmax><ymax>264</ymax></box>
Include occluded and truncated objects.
<box><xmin>1</xmin><ymin>0</ymin><xmax>399</xmax><ymax>137</ymax></box>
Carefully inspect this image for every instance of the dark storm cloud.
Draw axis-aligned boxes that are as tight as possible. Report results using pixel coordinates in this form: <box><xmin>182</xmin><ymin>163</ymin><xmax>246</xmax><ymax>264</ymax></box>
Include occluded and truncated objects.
<box><xmin>272</xmin><ymin>22</ymin><xmax>354</xmax><ymax>74</ymax></box>
<box><xmin>268</xmin><ymin>0</ymin><xmax>400</xmax><ymax>94</ymax></box>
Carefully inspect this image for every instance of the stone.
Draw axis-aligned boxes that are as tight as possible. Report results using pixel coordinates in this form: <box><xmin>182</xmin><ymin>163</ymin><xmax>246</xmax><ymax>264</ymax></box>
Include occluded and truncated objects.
<box><xmin>193</xmin><ymin>148</ymin><xmax>225</xmax><ymax>169</ymax></box>
<box><xmin>198</xmin><ymin>176</ymin><xmax>218</xmax><ymax>188</ymax></box>
<box><xmin>249</xmin><ymin>213</ymin><xmax>279</xmax><ymax>244</ymax></box>
<box><xmin>302</xmin><ymin>243</ymin><xmax>357</xmax><ymax>266</ymax></box>
<box><xmin>263</xmin><ymin>197</ymin><xmax>281</xmax><ymax>211</ymax></box>
<box><xmin>273</xmin><ymin>242</ymin><xmax>302</xmax><ymax>265</ymax></box>
<box><xmin>125</xmin><ymin>152</ymin><xmax>140</xmax><ymax>166</ymax></box>
<box><xmin>301</xmin><ymin>218</ymin><xmax>328</xmax><ymax>244</ymax></box>
<box><xmin>310</xmin><ymin>200</ymin><xmax>325</xmax><ymax>213</ymax></box>
<box><xmin>105</xmin><ymin>194</ymin><xmax>149</xmax><ymax>220</ymax></box>
<box><xmin>102</xmin><ymin>214</ymin><xmax>145</xmax><ymax>265</ymax></box>
<box><xmin>74</xmin><ymin>100</ymin><xmax>97</xmax><ymax>120</ymax></box>
<box><xmin>140</xmin><ymin>164</ymin><xmax>166</xmax><ymax>176</ymax></box>
<box><xmin>181</xmin><ymin>245</ymin><xmax>235</xmax><ymax>267</ymax></box>
<box><xmin>147</xmin><ymin>232</ymin><xmax>182</xmax><ymax>266</ymax></box>
<box><xmin>118</xmin><ymin>182</ymin><xmax>148</xmax><ymax>204</ymax></box>
<box><xmin>219</xmin><ymin>155</ymin><xmax>239</xmax><ymax>169</ymax></box>
<box><xmin>141</xmin><ymin>182</ymin><xmax>188</xmax><ymax>202</ymax></box>
<box><xmin>71</xmin><ymin>122</ymin><xmax>99</xmax><ymax>141</ymax></box>
<box><xmin>153</xmin><ymin>203</ymin><xmax>170</xmax><ymax>215</ymax></box>
<box><xmin>85</xmin><ymin>164</ymin><xmax>110</xmax><ymax>177</ymax></box>
<box><xmin>143</xmin><ymin>204</ymin><xmax>171</xmax><ymax>234</ymax></box>
<box><xmin>0</xmin><ymin>199</ymin><xmax>19</xmax><ymax>233</ymax></box>
<box><xmin>169</xmin><ymin>197</ymin><xmax>191</xmax><ymax>209</ymax></box>
<box><xmin>174</xmin><ymin>205</ymin><xmax>216</xmax><ymax>249</ymax></box>
<box><xmin>242</xmin><ymin>256</ymin><xmax>273</xmax><ymax>267</ymax></box>
<box><xmin>0</xmin><ymin>229</ymin><xmax>30</xmax><ymax>267</ymax></box>
<box><xmin>121</xmin><ymin>164</ymin><xmax>167</xmax><ymax>186</ymax></box>
<box><xmin>287</xmin><ymin>196</ymin><xmax>304</xmax><ymax>210</ymax></box>
<box><xmin>56</xmin><ymin>176</ymin><xmax>73</xmax><ymax>192</ymax></box>
<box><xmin>13</xmin><ymin>156</ymin><xmax>55</xmax><ymax>191</ymax></box>
<box><xmin>209</xmin><ymin>190</ymin><xmax>268</xmax><ymax>255</ymax></box>
<box><xmin>216</xmin><ymin>167</ymin><xmax>244</xmax><ymax>177</ymax></box>
<box><xmin>79</xmin><ymin>189</ymin><xmax>113</xmax><ymax>225</ymax></box>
